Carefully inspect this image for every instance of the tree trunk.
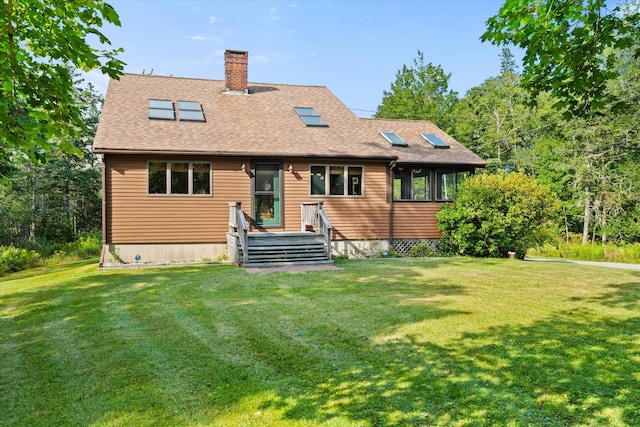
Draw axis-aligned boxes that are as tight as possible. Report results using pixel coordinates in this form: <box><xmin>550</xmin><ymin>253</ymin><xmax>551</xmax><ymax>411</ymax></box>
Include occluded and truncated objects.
<box><xmin>28</xmin><ymin>164</ymin><xmax>36</xmax><ymax>240</ymax></box>
<box><xmin>582</xmin><ymin>183</ymin><xmax>591</xmax><ymax>245</ymax></box>
<box><xmin>601</xmin><ymin>205</ymin><xmax>607</xmax><ymax>244</ymax></box>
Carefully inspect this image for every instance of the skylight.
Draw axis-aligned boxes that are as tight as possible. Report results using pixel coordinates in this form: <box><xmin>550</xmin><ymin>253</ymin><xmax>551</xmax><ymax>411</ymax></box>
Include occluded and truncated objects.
<box><xmin>380</xmin><ymin>131</ymin><xmax>408</xmax><ymax>147</ymax></box>
<box><xmin>294</xmin><ymin>107</ymin><xmax>328</xmax><ymax>127</ymax></box>
<box><xmin>420</xmin><ymin>133</ymin><xmax>450</xmax><ymax>149</ymax></box>
<box><xmin>177</xmin><ymin>101</ymin><xmax>205</xmax><ymax>122</ymax></box>
<box><xmin>148</xmin><ymin>99</ymin><xmax>175</xmax><ymax>120</ymax></box>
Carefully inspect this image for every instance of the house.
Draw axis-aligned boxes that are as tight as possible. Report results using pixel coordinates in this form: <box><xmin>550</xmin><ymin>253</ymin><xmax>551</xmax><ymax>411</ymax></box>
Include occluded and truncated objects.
<box><xmin>93</xmin><ymin>50</ymin><xmax>485</xmax><ymax>266</ymax></box>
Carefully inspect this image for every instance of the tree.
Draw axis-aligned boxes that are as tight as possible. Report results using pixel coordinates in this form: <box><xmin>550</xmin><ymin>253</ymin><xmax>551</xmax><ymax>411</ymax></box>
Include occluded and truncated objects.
<box><xmin>0</xmin><ymin>0</ymin><xmax>124</xmax><ymax>175</ymax></box>
<box><xmin>451</xmin><ymin>50</ymin><xmax>531</xmax><ymax>172</ymax></box>
<box><xmin>482</xmin><ymin>0</ymin><xmax>640</xmax><ymax>118</ymax></box>
<box><xmin>436</xmin><ymin>172</ymin><xmax>560</xmax><ymax>259</ymax></box>
<box><xmin>482</xmin><ymin>0</ymin><xmax>640</xmax><ymax>244</ymax></box>
<box><xmin>0</xmin><ymin>82</ymin><xmax>103</xmax><ymax>246</ymax></box>
<box><xmin>375</xmin><ymin>51</ymin><xmax>459</xmax><ymax>132</ymax></box>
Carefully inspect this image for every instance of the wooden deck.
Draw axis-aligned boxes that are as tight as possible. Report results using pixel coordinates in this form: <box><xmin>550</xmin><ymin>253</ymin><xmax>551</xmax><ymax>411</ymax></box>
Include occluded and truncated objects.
<box><xmin>227</xmin><ymin>201</ymin><xmax>333</xmax><ymax>267</ymax></box>
<box><xmin>227</xmin><ymin>231</ymin><xmax>333</xmax><ymax>267</ymax></box>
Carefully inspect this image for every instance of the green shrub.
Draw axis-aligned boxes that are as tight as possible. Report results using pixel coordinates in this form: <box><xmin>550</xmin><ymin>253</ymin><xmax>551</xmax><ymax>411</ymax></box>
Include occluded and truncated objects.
<box><xmin>408</xmin><ymin>241</ymin><xmax>436</xmax><ymax>257</ymax></box>
<box><xmin>529</xmin><ymin>240</ymin><xmax>640</xmax><ymax>264</ymax></box>
<box><xmin>437</xmin><ymin>172</ymin><xmax>560</xmax><ymax>259</ymax></box>
<box><xmin>0</xmin><ymin>246</ymin><xmax>41</xmax><ymax>275</ymax></box>
<box><xmin>45</xmin><ymin>232</ymin><xmax>102</xmax><ymax>265</ymax></box>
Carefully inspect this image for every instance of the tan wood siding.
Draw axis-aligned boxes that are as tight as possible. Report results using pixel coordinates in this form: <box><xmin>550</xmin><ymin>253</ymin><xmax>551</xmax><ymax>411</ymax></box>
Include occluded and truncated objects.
<box><xmin>392</xmin><ymin>202</ymin><xmax>444</xmax><ymax>239</ymax></box>
<box><xmin>106</xmin><ymin>155</ymin><xmax>250</xmax><ymax>244</ymax></box>
<box><xmin>293</xmin><ymin>161</ymin><xmax>391</xmax><ymax>240</ymax></box>
<box><xmin>106</xmin><ymin>155</ymin><xmax>396</xmax><ymax>244</ymax></box>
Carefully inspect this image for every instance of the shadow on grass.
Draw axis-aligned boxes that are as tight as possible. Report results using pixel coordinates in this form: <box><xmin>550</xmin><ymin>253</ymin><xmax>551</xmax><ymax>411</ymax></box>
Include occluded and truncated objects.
<box><xmin>0</xmin><ymin>259</ymin><xmax>465</xmax><ymax>425</ymax></box>
<box><xmin>572</xmin><ymin>281</ymin><xmax>640</xmax><ymax>311</ymax></box>
<box><xmin>262</xmin><ymin>313</ymin><xmax>640</xmax><ymax>426</ymax></box>
<box><xmin>2</xmin><ymin>259</ymin><xmax>639</xmax><ymax>426</ymax></box>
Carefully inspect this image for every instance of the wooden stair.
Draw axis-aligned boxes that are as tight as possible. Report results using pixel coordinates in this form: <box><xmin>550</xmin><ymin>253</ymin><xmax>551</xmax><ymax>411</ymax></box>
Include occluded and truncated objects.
<box><xmin>230</xmin><ymin>231</ymin><xmax>333</xmax><ymax>267</ymax></box>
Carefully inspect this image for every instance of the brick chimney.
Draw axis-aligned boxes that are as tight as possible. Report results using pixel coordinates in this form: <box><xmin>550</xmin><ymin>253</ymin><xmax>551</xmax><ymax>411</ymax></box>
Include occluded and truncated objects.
<box><xmin>224</xmin><ymin>50</ymin><xmax>248</xmax><ymax>93</ymax></box>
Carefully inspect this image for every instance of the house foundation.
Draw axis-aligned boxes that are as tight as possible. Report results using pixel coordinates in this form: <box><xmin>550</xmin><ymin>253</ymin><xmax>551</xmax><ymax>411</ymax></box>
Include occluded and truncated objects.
<box><xmin>100</xmin><ymin>243</ymin><xmax>229</xmax><ymax>266</ymax></box>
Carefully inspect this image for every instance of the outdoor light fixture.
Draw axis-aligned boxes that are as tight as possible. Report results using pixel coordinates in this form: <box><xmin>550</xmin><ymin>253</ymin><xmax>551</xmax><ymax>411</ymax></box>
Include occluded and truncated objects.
<box><xmin>241</xmin><ymin>163</ymin><xmax>246</xmax><ymax>173</ymax></box>
<box><xmin>288</xmin><ymin>164</ymin><xmax>294</xmax><ymax>173</ymax></box>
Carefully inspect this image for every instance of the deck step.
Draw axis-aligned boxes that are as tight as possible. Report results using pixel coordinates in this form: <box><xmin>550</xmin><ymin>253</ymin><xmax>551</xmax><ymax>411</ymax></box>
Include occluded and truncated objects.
<box><xmin>233</xmin><ymin>231</ymin><xmax>332</xmax><ymax>267</ymax></box>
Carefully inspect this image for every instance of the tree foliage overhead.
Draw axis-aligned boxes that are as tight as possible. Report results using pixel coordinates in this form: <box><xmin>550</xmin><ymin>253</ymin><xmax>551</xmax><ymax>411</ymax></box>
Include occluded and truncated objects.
<box><xmin>481</xmin><ymin>0</ymin><xmax>640</xmax><ymax>118</ymax></box>
<box><xmin>375</xmin><ymin>51</ymin><xmax>459</xmax><ymax>132</ymax></box>
<box><xmin>0</xmin><ymin>0</ymin><xmax>124</xmax><ymax>165</ymax></box>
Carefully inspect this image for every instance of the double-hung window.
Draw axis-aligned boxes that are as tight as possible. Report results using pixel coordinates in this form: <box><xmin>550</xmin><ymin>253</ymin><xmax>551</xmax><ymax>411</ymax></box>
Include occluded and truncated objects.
<box><xmin>311</xmin><ymin>165</ymin><xmax>363</xmax><ymax>196</ymax></box>
<box><xmin>148</xmin><ymin>161</ymin><xmax>211</xmax><ymax>195</ymax></box>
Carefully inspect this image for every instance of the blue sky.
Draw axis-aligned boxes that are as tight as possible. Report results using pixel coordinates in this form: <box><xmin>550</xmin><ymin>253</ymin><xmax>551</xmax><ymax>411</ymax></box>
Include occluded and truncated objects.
<box><xmin>88</xmin><ymin>0</ymin><xmax>515</xmax><ymax>117</ymax></box>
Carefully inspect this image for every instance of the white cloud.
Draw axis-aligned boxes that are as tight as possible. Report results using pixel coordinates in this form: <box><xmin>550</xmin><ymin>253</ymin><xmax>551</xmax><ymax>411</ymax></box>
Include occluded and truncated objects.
<box><xmin>209</xmin><ymin>15</ymin><xmax>221</xmax><ymax>24</ymax></box>
<box><xmin>186</xmin><ymin>35</ymin><xmax>207</xmax><ymax>41</ymax></box>
<box><xmin>268</xmin><ymin>8</ymin><xmax>279</xmax><ymax>20</ymax></box>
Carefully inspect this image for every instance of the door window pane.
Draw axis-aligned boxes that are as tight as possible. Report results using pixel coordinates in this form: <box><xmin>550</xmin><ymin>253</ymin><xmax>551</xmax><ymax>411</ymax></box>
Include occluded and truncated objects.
<box><xmin>255</xmin><ymin>194</ymin><xmax>275</xmax><ymax>220</ymax></box>
<box><xmin>255</xmin><ymin>164</ymin><xmax>278</xmax><ymax>192</ymax></box>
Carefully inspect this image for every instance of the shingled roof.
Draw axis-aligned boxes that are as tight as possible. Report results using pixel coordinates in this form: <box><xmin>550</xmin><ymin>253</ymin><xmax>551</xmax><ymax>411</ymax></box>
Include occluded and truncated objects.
<box><xmin>94</xmin><ymin>55</ymin><xmax>485</xmax><ymax>167</ymax></box>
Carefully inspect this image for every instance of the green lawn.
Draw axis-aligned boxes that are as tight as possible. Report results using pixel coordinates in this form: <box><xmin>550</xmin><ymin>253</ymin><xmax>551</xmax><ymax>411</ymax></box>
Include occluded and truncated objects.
<box><xmin>1</xmin><ymin>258</ymin><xmax>638</xmax><ymax>426</ymax></box>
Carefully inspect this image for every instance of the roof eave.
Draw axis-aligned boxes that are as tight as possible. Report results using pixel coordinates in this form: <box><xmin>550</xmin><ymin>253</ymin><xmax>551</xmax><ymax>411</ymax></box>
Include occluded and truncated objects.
<box><xmin>94</xmin><ymin>148</ymin><xmax>398</xmax><ymax>161</ymax></box>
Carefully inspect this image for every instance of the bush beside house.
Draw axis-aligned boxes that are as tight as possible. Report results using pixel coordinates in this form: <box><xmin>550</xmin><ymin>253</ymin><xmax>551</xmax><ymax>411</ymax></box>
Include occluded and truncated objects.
<box><xmin>437</xmin><ymin>172</ymin><xmax>560</xmax><ymax>259</ymax></box>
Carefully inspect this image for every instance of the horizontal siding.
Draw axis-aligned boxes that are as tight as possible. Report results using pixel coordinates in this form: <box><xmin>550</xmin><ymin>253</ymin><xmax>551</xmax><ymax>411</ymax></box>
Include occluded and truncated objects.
<box><xmin>106</xmin><ymin>155</ymin><xmax>250</xmax><ymax>244</ymax></box>
<box><xmin>392</xmin><ymin>202</ymin><xmax>444</xmax><ymax>239</ymax></box>
<box><xmin>106</xmin><ymin>155</ymin><xmax>404</xmax><ymax>243</ymax></box>
<box><xmin>321</xmin><ymin>163</ymin><xmax>390</xmax><ymax>240</ymax></box>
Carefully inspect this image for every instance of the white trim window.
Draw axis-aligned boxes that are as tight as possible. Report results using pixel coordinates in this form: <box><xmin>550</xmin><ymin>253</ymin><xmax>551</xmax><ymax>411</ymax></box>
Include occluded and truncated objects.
<box><xmin>148</xmin><ymin>161</ymin><xmax>212</xmax><ymax>196</ymax></box>
<box><xmin>310</xmin><ymin>165</ymin><xmax>363</xmax><ymax>196</ymax></box>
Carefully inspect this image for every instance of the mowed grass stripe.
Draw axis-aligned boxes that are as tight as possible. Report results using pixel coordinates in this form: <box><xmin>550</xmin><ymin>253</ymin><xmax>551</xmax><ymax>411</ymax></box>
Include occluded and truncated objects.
<box><xmin>1</xmin><ymin>258</ymin><xmax>639</xmax><ymax>426</ymax></box>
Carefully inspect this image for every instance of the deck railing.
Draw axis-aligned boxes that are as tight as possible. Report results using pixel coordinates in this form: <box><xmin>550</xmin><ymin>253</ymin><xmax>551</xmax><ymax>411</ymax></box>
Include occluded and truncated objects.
<box><xmin>301</xmin><ymin>201</ymin><xmax>333</xmax><ymax>260</ymax></box>
<box><xmin>228</xmin><ymin>202</ymin><xmax>248</xmax><ymax>265</ymax></box>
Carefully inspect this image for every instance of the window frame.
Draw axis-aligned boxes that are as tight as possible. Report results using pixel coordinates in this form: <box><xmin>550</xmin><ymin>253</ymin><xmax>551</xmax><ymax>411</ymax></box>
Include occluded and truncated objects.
<box><xmin>148</xmin><ymin>99</ymin><xmax>175</xmax><ymax>120</ymax></box>
<box><xmin>177</xmin><ymin>100</ymin><xmax>206</xmax><ymax>122</ymax></box>
<box><xmin>380</xmin><ymin>131</ymin><xmax>409</xmax><ymax>147</ymax></box>
<box><xmin>310</xmin><ymin>164</ymin><xmax>364</xmax><ymax>197</ymax></box>
<box><xmin>435</xmin><ymin>169</ymin><xmax>472</xmax><ymax>201</ymax></box>
<box><xmin>294</xmin><ymin>107</ymin><xmax>329</xmax><ymax>127</ymax></box>
<box><xmin>393</xmin><ymin>167</ymin><xmax>432</xmax><ymax>201</ymax></box>
<box><xmin>147</xmin><ymin>161</ymin><xmax>212</xmax><ymax>196</ymax></box>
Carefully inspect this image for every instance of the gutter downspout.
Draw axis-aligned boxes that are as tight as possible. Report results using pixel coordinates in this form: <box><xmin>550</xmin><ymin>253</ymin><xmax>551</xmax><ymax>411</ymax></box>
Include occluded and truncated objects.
<box><xmin>388</xmin><ymin>160</ymin><xmax>397</xmax><ymax>251</ymax></box>
<box><xmin>99</xmin><ymin>155</ymin><xmax>107</xmax><ymax>267</ymax></box>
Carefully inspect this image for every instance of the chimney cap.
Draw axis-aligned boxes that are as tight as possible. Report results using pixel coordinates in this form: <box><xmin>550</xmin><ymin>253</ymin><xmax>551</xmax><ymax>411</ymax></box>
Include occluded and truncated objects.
<box><xmin>225</xmin><ymin>49</ymin><xmax>248</xmax><ymax>55</ymax></box>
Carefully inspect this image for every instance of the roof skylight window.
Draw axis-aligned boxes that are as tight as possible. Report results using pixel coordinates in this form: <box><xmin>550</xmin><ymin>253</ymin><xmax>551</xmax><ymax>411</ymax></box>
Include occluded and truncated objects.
<box><xmin>380</xmin><ymin>131</ymin><xmax>408</xmax><ymax>147</ymax></box>
<box><xmin>148</xmin><ymin>99</ymin><xmax>175</xmax><ymax>120</ymax></box>
<box><xmin>177</xmin><ymin>101</ymin><xmax>205</xmax><ymax>122</ymax></box>
<box><xmin>420</xmin><ymin>133</ymin><xmax>450</xmax><ymax>149</ymax></box>
<box><xmin>294</xmin><ymin>107</ymin><xmax>328</xmax><ymax>127</ymax></box>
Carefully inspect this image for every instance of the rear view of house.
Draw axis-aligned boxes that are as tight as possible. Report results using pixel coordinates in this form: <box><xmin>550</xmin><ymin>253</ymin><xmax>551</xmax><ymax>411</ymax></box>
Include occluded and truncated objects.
<box><xmin>93</xmin><ymin>50</ymin><xmax>485</xmax><ymax>266</ymax></box>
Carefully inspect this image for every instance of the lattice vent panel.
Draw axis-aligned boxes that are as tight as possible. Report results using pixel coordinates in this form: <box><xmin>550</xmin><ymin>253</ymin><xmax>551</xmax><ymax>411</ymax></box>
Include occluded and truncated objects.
<box><xmin>392</xmin><ymin>239</ymin><xmax>440</xmax><ymax>256</ymax></box>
